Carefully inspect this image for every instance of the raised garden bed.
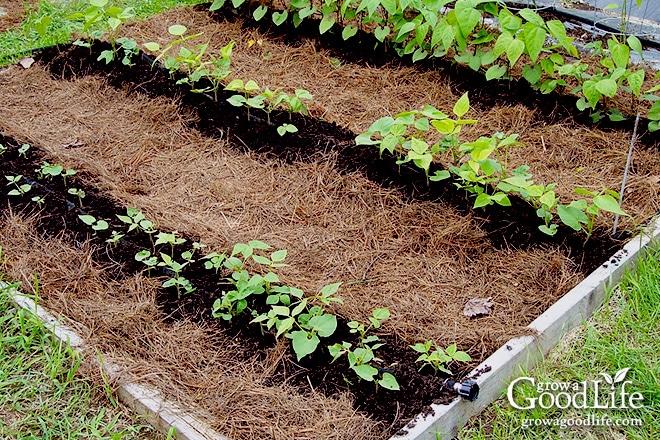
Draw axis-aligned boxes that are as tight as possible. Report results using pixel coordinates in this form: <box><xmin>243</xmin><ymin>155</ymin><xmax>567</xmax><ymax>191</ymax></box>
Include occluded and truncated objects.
<box><xmin>1</xmin><ymin>2</ymin><xmax>659</xmax><ymax>439</ymax></box>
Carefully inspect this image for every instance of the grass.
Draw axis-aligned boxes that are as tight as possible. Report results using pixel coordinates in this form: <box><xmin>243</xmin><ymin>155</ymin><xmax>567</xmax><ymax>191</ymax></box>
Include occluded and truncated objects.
<box><xmin>458</xmin><ymin>245</ymin><xmax>660</xmax><ymax>440</ymax></box>
<box><xmin>0</xmin><ymin>277</ymin><xmax>161</xmax><ymax>439</ymax></box>
<box><xmin>0</xmin><ymin>0</ymin><xmax>206</xmax><ymax>66</ymax></box>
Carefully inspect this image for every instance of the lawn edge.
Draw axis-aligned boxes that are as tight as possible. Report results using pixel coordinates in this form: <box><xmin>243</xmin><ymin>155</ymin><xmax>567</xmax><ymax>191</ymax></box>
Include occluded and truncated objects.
<box><xmin>1</xmin><ymin>281</ymin><xmax>230</xmax><ymax>440</ymax></box>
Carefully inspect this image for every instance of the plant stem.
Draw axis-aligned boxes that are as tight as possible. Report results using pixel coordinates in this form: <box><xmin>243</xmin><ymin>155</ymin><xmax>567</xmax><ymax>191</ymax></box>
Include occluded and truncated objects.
<box><xmin>613</xmin><ymin>112</ymin><xmax>640</xmax><ymax>236</ymax></box>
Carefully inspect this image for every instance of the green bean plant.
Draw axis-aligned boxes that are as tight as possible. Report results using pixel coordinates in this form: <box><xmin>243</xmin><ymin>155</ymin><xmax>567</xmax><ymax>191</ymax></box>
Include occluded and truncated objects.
<box><xmin>328</xmin><ymin>308</ymin><xmax>399</xmax><ymax>390</ymax></box>
<box><xmin>18</xmin><ymin>144</ymin><xmax>30</xmax><ymax>159</ymax></box>
<box><xmin>210</xmin><ymin>240</ymin><xmax>288</xmax><ymax>321</ymax></box>
<box><xmin>67</xmin><ymin>0</ymin><xmax>135</xmax><ymax>63</ymax></box>
<box><xmin>410</xmin><ymin>341</ymin><xmax>471</xmax><ymax>374</ymax></box>
<box><xmin>68</xmin><ymin>188</ymin><xmax>86</xmax><ymax>206</ymax></box>
<box><xmin>35</xmin><ymin>162</ymin><xmax>75</xmax><ymax>185</ymax></box>
<box><xmin>355</xmin><ymin>93</ymin><xmax>477</xmax><ymax>182</ymax></box>
<box><xmin>252</xmin><ymin>282</ymin><xmax>343</xmax><ymax>361</ymax></box>
<box><xmin>5</xmin><ymin>175</ymin><xmax>32</xmax><ymax>196</ymax></box>
<box><xmin>78</xmin><ymin>214</ymin><xmax>109</xmax><ymax>232</ymax></box>
<box><xmin>116</xmin><ymin>207</ymin><xmax>157</xmax><ymax>235</ymax></box>
<box><xmin>0</xmin><ymin>144</ymin><xmax>6</xmax><ymax>157</ymax></box>
<box><xmin>226</xmin><ymin>80</ymin><xmax>313</xmax><ymax>126</ymax></box>
<box><xmin>144</xmin><ymin>25</ymin><xmax>204</xmax><ymax>78</ymax></box>
<box><xmin>31</xmin><ymin>196</ymin><xmax>45</xmax><ymax>207</ymax></box>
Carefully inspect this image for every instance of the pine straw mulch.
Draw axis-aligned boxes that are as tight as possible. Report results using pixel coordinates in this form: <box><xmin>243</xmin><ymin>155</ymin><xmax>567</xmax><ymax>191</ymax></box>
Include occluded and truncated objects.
<box><xmin>117</xmin><ymin>6</ymin><xmax>660</xmax><ymax>231</ymax></box>
<box><xmin>0</xmin><ymin>0</ymin><xmax>30</xmax><ymax>33</ymax></box>
<box><xmin>0</xmin><ymin>214</ymin><xmax>379</xmax><ymax>440</ymax></box>
<box><xmin>0</xmin><ymin>61</ymin><xmax>584</xmax><ymax>438</ymax></box>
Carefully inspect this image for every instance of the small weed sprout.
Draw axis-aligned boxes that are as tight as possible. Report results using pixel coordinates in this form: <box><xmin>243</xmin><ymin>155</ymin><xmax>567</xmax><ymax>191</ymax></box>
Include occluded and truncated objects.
<box><xmin>68</xmin><ymin>188</ymin><xmax>86</xmax><ymax>206</ymax></box>
<box><xmin>18</xmin><ymin>144</ymin><xmax>30</xmax><ymax>158</ymax></box>
<box><xmin>0</xmin><ymin>144</ymin><xmax>6</xmax><ymax>157</ymax></box>
<box><xmin>410</xmin><ymin>341</ymin><xmax>471</xmax><ymax>374</ymax></box>
<box><xmin>6</xmin><ymin>175</ymin><xmax>32</xmax><ymax>196</ymax></box>
<box><xmin>78</xmin><ymin>214</ymin><xmax>109</xmax><ymax>232</ymax></box>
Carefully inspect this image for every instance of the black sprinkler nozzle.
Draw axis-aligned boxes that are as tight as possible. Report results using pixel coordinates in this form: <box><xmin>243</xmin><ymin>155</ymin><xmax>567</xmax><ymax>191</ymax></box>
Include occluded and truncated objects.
<box><xmin>443</xmin><ymin>379</ymin><xmax>479</xmax><ymax>401</ymax></box>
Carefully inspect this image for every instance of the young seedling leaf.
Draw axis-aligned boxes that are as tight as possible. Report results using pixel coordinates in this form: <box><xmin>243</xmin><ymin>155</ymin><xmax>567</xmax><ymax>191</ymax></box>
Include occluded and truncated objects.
<box><xmin>593</xmin><ymin>194</ymin><xmax>627</xmax><ymax>215</ymax></box>
<box><xmin>289</xmin><ymin>331</ymin><xmax>320</xmax><ymax>361</ymax></box>
<box><xmin>168</xmin><ymin>24</ymin><xmax>187</xmax><ymax>36</ymax></box>
<box><xmin>352</xmin><ymin>364</ymin><xmax>378</xmax><ymax>381</ymax></box>
<box><xmin>379</xmin><ymin>372</ymin><xmax>400</xmax><ymax>390</ymax></box>
<box><xmin>453</xmin><ymin>93</ymin><xmax>470</xmax><ymax>118</ymax></box>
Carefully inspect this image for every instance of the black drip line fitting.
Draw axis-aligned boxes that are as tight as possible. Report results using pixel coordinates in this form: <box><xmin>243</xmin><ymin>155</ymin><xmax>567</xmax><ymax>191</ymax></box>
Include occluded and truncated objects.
<box><xmin>443</xmin><ymin>378</ymin><xmax>480</xmax><ymax>402</ymax></box>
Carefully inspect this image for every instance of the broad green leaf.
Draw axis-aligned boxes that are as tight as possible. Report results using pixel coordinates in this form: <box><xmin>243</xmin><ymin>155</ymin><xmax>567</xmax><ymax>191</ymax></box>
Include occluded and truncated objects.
<box><xmin>453</xmin><ymin>350</ymin><xmax>471</xmax><ymax>362</ymax></box>
<box><xmin>649</xmin><ymin>101</ymin><xmax>660</xmax><ymax>121</ymax></box>
<box><xmin>507</xmin><ymin>38</ymin><xmax>525</xmax><ymax>67</ymax></box>
<box><xmin>557</xmin><ymin>204</ymin><xmax>586</xmax><ymax>231</ymax></box>
<box><xmin>375</xmin><ymin>26</ymin><xmax>391</xmax><ymax>42</ymax></box>
<box><xmin>380</xmin><ymin>0</ymin><xmax>397</xmax><ymax>15</ymax></box>
<box><xmin>627</xmin><ymin>69</ymin><xmax>645</xmax><ymax>97</ymax></box>
<box><xmin>308</xmin><ymin>314</ymin><xmax>337</xmax><ymax>337</ymax></box>
<box><xmin>499</xmin><ymin>9</ymin><xmax>521</xmax><ymax>32</ymax></box>
<box><xmin>454</xmin><ymin>1</ymin><xmax>481</xmax><ymax>39</ymax></box>
<box><xmin>519</xmin><ymin>8</ymin><xmax>545</xmax><ymax>27</ymax></box>
<box><xmin>474</xmin><ymin>193</ymin><xmax>492</xmax><ymax>208</ymax></box>
<box><xmin>396</xmin><ymin>21</ymin><xmax>417</xmax><ymax>40</ymax></box>
<box><xmin>595</xmin><ymin>78</ymin><xmax>617</xmax><ymax>98</ymax></box>
<box><xmin>412</xmin><ymin>48</ymin><xmax>427</xmax><ymax>63</ymax></box>
<box><xmin>430</xmin><ymin>170</ymin><xmax>450</xmax><ymax>181</ymax></box>
<box><xmin>90</xmin><ymin>0</ymin><xmax>108</xmax><ymax>6</ymax></box>
<box><xmin>226</xmin><ymin>95</ymin><xmax>246</xmax><ymax>106</ymax></box>
<box><xmin>609</xmin><ymin>38</ymin><xmax>630</xmax><ymax>69</ymax></box>
<box><xmin>319</xmin><ymin>16</ymin><xmax>335</xmax><ymax>34</ymax></box>
<box><xmin>79</xmin><ymin>214</ymin><xmax>96</xmax><ymax>226</ymax></box>
<box><xmin>352</xmin><ymin>364</ymin><xmax>378</xmax><ymax>381</ymax></box>
<box><xmin>272</xmin><ymin>10</ymin><xmax>288</xmax><ymax>26</ymax></box>
<box><xmin>372</xmin><ymin>308</ymin><xmax>390</xmax><ymax>320</ymax></box>
<box><xmin>522</xmin><ymin>23</ymin><xmax>545</xmax><ymax>63</ymax></box>
<box><xmin>582</xmin><ymin>80</ymin><xmax>601</xmax><ymax>109</ymax></box>
<box><xmin>231</xmin><ymin>0</ymin><xmax>245</xmax><ymax>7</ymax></box>
<box><xmin>320</xmin><ymin>282</ymin><xmax>341</xmax><ymax>297</ymax></box>
<box><xmin>432</xmin><ymin>118</ymin><xmax>455</xmax><ymax>134</ymax></box>
<box><xmin>627</xmin><ymin>35</ymin><xmax>643</xmax><ymax>58</ymax></box>
<box><xmin>522</xmin><ymin>64</ymin><xmax>542</xmax><ymax>85</ymax></box>
<box><xmin>593</xmin><ymin>194</ymin><xmax>627</xmax><ymax>215</ymax></box>
<box><xmin>271</xmin><ymin>249</ymin><xmax>287</xmax><ymax>262</ymax></box>
<box><xmin>289</xmin><ymin>331</ymin><xmax>320</xmax><ymax>361</ymax></box>
<box><xmin>168</xmin><ymin>24</ymin><xmax>187</xmax><ymax>36</ymax></box>
<box><xmin>342</xmin><ymin>25</ymin><xmax>358</xmax><ymax>40</ymax></box>
<box><xmin>538</xmin><ymin>224</ymin><xmax>558</xmax><ymax>236</ymax></box>
<box><xmin>408</xmin><ymin>151</ymin><xmax>433</xmax><ymax>172</ymax></box>
<box><xmin>453</xmin><ymin>93</ymin><xmax>470</xmax><ymax>118</ymax></box>
<box><xmin>369</xmin><ymin>116</ymin><xmax>394</xmax><ymax>135</ymax></box>
<box><xmin>486</xmin><ymin>64</ymin><xmax>507</xmax><ymax>80</ymax></box>
<box><xmin>379</xmin><ymin>372</ymin><xmax>400</xmax><ymax>390</ymax></box>
<box><xmin>209</xmin><ymin>0</ymin><xmax>225</xmax><ymax>10</ymax></box>
<box><xmin>493</xmin><ymin>32</ymin><xmax>513</xmax><ymax>59</ymax></box>
<box><xmin>253</xmin><ymin>5</ymin><xmax>268</xmax><ymax>21</ymax></box>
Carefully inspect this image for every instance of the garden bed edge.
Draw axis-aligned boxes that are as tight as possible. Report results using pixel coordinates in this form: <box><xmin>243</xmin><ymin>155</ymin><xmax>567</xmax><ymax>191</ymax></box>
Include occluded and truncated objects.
<box><xmin>392</xmin><ymin>215</ymin><xmax>660</xmax><ymax>440</ymax></box>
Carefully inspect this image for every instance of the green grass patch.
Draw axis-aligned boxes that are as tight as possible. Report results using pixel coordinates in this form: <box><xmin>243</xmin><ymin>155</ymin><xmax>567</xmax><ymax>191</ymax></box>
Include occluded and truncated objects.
<box><xmin>459</xmin><ymin>245</ymin><xmax>660</xmax><ymax>440</ymax></box>
<box><xmin>0</xmin><ymin>277</ymin><xmax>159</xmax><ymax>439</ymax></box>
<box><xmin>0</xmin><ymin>0</ymin><xmax>207</xmax><ymax>66</ymax></box>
